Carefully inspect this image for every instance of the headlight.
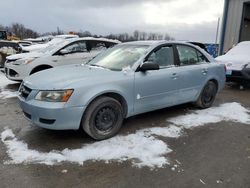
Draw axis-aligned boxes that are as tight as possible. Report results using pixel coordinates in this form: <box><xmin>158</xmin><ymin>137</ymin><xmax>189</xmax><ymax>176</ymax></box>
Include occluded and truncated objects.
<box><xmin>35</xmin><ymin>89</ymin><xmax>74</xmax><ymax>102</ymax></box>
<box><xmin>12</xmin><ymin>58</ymin><xmax>36</xmax><ymax>65</ymax></box>
<box><xmin>24</xmin><ymin>58</ymin><xmax>36</xmax><ymax>64</ymax></box>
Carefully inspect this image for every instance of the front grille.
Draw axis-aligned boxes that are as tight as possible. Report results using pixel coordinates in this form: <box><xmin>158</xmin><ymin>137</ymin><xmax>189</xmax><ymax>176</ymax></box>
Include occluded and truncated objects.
<box><xmin>19</xmin><ymin>84</ymin><xmax>32</xmax><ymax>99</ymax></box>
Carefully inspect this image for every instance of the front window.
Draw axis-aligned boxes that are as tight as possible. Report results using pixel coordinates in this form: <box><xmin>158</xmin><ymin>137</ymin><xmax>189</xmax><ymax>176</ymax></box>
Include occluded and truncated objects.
<box><xmin>87</xmin><ymin>45</ymin><xmax>149</xmax><ymax>71</ymax></box>
<box><xmin>39</xmin><ymin>40</ymin><xmax>69</xmax><ymax>54</ymax></box>
<box><xmin>63</xmin><ymin>41</ymin><xmax>87</xmax><ymax>53</ymax></box>
<box><xmin>147</xmin><ymin>46</ymin><xmax>175</xmax><ymax>68</ymax></box>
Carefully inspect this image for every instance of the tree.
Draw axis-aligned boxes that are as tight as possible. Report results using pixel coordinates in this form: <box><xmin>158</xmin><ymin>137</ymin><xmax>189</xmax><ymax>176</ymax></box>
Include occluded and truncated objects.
<box><xmin>8</xmin><ymin>23</ymin><xmax>38</xmax><ymax>39</ymax></box>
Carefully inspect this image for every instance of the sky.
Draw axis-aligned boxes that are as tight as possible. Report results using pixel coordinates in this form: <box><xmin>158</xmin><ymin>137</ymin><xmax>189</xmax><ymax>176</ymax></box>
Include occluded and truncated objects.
<box><xmin>0</xmin><ymin>0</ymin><xmax>224</xmax><ymax>43</ymax></box>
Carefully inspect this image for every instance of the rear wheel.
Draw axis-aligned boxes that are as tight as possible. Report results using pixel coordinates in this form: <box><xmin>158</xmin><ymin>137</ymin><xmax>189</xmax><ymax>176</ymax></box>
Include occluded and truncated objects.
<box><xmin>81</xmin><ymin>97</ymin><xmax>124</xmax><ymax>140</ymax></box>
<box><xmin>196</xmin><ymin>81</ymin><xmax>217</xmax><ymax>108</ymax></box>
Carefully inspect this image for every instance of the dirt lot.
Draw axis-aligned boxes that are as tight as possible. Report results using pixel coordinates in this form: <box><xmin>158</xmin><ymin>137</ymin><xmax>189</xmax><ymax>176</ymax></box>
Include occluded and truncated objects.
<box><xmin>0</xmin><ymin>83</ymin><xmax>250</xmax><ymax>188</ymax></box>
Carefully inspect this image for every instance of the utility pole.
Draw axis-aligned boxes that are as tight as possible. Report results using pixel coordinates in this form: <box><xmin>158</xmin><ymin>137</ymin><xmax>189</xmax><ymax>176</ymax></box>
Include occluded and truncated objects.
<box><xmin>215</xmin><ymin>17</ymin><xmax>220</xmax><ymax>44</ymax></box>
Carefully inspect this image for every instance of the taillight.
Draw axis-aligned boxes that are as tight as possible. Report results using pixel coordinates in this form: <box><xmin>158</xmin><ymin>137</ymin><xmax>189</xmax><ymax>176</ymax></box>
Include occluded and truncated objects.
<box><xmin>224</xmin><ymin>64</ymin><xmax>227</xmax><ymax>72</ymax></box>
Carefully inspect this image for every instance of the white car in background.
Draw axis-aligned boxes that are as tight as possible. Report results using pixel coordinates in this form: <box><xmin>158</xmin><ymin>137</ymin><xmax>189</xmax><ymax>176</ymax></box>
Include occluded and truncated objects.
<box><xmin>216</xmin><ymin>41</ymin><xmax>250</xmax><ymax>84</ymax></box>
<box><xmin>5</xmin><ymin>37</ymin><xmax>120</xmax><ymax>81</ymax></box>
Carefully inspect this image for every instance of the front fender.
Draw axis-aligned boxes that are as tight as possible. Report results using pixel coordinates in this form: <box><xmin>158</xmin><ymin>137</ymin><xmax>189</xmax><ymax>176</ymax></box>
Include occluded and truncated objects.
<box><xmin>66</xmin><ymin>81</ymin><xmax>135</xmax><ymax>117</ymax></box>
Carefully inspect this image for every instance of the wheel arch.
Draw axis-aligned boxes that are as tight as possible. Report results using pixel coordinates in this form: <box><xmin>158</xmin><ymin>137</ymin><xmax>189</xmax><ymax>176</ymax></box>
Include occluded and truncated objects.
<box><xmin>208</xmin><ymin>78</ymin><xmax>219</xmax><ymax>91</ymax></box>
<box><xmin>195</xmin><ymin>77</ymin><xmax>220</xmax><ymax>102</ymax></box>
<box><xmin>84</xmin><ymin>91</ymin><xmax>128</xmax><ymax>118</ymax></box>
<box><xmin>30</xmin><ymin>64</ymin><xmax>53</xmax><ymax>75</ymax></box>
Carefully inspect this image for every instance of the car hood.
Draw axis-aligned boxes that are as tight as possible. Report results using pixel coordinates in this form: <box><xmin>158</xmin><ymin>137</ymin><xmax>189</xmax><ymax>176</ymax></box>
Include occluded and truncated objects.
<box><xmin>216</xmin><ymin>54</ymin><xmax>250</xmax><ymax>70</ymax></box>
<box><xmin>7</xmin><ymin>51</ymin><xmax>43</xmax><ymax>61</ymax></box>
<box><xmin>23</xmin><ymin>65</ymin><xmax>125</xmax><ymax>90</ymax></box>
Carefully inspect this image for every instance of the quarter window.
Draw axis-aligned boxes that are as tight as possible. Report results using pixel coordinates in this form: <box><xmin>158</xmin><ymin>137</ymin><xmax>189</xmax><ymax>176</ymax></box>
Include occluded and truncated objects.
<box><xmin>147</xmin><ymin>46</ymin><xmax>175</xmax><ymax>68</ymax></box>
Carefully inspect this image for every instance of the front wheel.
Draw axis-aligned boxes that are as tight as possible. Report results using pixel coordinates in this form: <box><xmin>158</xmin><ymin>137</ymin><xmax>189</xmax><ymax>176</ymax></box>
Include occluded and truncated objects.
<box><xmin>196</xmin><ymin>81</ymin><xmax>217</xmax><ymax>108</ymax></box>
<box><xmin>81</xmin><ymin>97</ymin><xmax>124</xmax><ymax>140</ymax></box>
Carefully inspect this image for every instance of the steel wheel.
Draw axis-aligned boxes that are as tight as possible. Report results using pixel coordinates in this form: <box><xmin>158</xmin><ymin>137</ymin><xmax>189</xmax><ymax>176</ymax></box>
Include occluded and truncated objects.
<box><xmin>196</xmin><ymin>81</ymin><xmax>217</xmax><ymax>108</ymax></box>
<box><xmin>82</xmin><ymin>96</ymin><xmax>124</xmax><ymax>140</ymax></box>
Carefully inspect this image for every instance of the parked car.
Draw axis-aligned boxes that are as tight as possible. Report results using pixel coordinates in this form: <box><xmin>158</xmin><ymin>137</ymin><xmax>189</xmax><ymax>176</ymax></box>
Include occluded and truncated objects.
<box><xmin>188</xmin><ymin>42</ymin><xmax>208</xmax><ymax>52</ymax></box>
<box><xmin>18</xmin><ymin>41</ymin><xmax>225</xmax><ymax>140</ymax></box>
<box><xmin>216</xmin><ymin>41</ymin><xmax>250</xmax><ymax>83</ymax></box>
<box><xmin>5</xmin><ymin>37</ymin><xmax>120</xmax><ymax>81</ymax></box>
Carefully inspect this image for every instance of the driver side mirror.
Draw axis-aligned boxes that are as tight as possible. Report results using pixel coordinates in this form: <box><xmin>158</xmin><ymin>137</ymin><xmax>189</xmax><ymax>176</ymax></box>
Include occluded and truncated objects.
<box><xmin>139</xmin><ymin>61</ymin><xmax>160</xmax><ymax>72</ymax></box>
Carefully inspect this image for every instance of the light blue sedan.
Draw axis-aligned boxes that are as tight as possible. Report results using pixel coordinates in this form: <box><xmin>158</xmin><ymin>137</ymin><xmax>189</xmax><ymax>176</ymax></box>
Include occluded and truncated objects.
<box><xmin>18</xmin><ymin>41</ymin><xmax>225</xmax><ymax>140</ymax></box>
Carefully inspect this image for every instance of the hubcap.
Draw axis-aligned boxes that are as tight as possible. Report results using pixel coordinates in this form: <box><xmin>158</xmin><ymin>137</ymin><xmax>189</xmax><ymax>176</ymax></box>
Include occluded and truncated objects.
<box><xmin>95</xmin><ymin>107</ymin><xmax>117</xmax><ymax>132</ymax></box>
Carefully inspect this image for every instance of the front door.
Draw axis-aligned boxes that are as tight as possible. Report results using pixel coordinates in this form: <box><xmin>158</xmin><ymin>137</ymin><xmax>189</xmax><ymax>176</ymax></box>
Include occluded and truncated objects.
<box><xmin>134</xmin><ymin>45</ymin><xmax>181</xmax><ymax>114</ymax></box>
<box><xmin>52</xmin><ymin>41</ymin><xmax>91</xmax><ymax>66</ymax></box>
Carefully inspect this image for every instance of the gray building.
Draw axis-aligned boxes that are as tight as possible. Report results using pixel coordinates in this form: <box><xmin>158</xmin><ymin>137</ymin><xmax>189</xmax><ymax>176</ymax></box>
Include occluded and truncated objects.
<box><xmin>220</xmin><ymin>0</ymin><xmax>250</xmax><ymax>54</ymax></box>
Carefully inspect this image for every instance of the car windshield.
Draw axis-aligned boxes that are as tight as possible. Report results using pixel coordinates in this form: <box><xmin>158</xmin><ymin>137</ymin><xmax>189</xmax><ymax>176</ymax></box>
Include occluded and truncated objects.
<box><xmin>38</xmin><ymin>40</ymin><xmax>69</xmax><ymax>54</ymax></box>
<box><xmin>87</xmin><ymin>44</ymin><xmax>149</xmax><ymax>71</ymax></box>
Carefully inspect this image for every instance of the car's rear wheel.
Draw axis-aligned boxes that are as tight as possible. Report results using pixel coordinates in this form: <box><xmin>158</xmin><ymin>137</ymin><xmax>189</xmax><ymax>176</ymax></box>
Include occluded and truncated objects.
<box><xmin>81</xmin><ymin>96</ymin><xmax>124</xmax><ymax>140</ymax></box>
<box><xmin>196</xmin><ymin>81</ymin><xmax>217</xmax><ymax>108</ymax></box>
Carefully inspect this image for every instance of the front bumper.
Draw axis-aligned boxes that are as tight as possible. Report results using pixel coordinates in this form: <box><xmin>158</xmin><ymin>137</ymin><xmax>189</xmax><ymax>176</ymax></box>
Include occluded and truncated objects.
<box><xmin>4</xmin><ymin>63</ymin><xmax>30</xmax><ymax>81</ymax></box>
<box><xmin>226</xmin><ymin>68</ymin><xmax>250</xmax><ymax>82</ymax></box>
<box><xmin>18</xmin><ymin>92</ymin><xmax>86</xmax><ymax>130</ymax></box>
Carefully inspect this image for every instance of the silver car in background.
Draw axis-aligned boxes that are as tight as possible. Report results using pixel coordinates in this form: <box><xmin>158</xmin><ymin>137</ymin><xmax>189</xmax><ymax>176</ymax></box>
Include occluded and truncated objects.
<box><xmin>18</xmin><ymin>41</ymin><xmax>226</xmax><ymax>140</ymax></box>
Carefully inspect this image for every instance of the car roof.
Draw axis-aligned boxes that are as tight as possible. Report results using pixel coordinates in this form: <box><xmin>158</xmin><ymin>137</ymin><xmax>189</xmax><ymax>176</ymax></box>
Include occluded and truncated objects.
<box><xmin>66</xmin><ymin>37</ymin><xmax>121</xmax><ymax>44</ymax></box>
<box><xmin>118</xmin><ymin>40</ymin><xmax>214</xmax><ymax>63</ymax></box>
<box><xmin>120</xmin><ymin>40</ymin><xmax>201</xmax><ymax>47</ymax></box>
<box><xmin>122</xmin><ymin>40</ymin><xmax>166</xmax><ymax>46</ymax></box>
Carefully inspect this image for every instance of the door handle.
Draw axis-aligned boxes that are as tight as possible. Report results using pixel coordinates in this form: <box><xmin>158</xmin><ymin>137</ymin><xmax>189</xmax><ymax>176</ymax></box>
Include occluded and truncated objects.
<box><xmin>171</xmin><ymin>73</ymin><xmax>178</xmax><ymax>79</ymax></box>
<box><xmin>202</xmin><ymin>68</ymin><xmax>208</xmax><ymax>75</ymax></box>
<box><xmin>52</xmin><ymin>60</ymin><xmax>58</xmax><ymax>62</ymax></box>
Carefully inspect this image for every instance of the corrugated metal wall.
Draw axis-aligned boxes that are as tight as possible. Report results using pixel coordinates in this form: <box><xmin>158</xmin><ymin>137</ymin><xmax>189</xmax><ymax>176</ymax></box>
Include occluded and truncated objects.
<box><xmin>221</xmin><ymin>0</ymin><xmax>250</xmax><ymax>54</ymax></box>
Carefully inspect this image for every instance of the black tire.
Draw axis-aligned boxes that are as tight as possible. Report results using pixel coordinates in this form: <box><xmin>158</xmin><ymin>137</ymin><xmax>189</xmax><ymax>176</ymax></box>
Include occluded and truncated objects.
<box><xmin>81</xmin><ymin>96</ymin><xmax>124</xmax><ymax>140</ymax></box>
<box><xmin>196</xmin><ymin>81</ymin><xmax>217</xmax><ymax>108</ymax></box>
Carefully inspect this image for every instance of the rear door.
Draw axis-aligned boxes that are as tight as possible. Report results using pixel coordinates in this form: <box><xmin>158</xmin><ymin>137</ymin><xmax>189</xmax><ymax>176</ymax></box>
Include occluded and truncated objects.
<box><xmin>174</xmin><ymin>44</ymin><xmax>210</xmax><ymax>102</ymax></box>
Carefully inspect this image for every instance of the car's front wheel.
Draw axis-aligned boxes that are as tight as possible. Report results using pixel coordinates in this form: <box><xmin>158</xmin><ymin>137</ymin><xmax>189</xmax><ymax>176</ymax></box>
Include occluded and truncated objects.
<box><xmin>81</xmin><ymin>96</ymin><xmax>124</xmax><ymax>140</ymax></box>
<box><xmin>196</xmin><ymin>81</ymin><xmax>217</xmax><ymax>108</ymax></box>
<box><xmin>0</xmin><ymin>52</ymin><xmax>6</xmax><ymax>67</ymax></box>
